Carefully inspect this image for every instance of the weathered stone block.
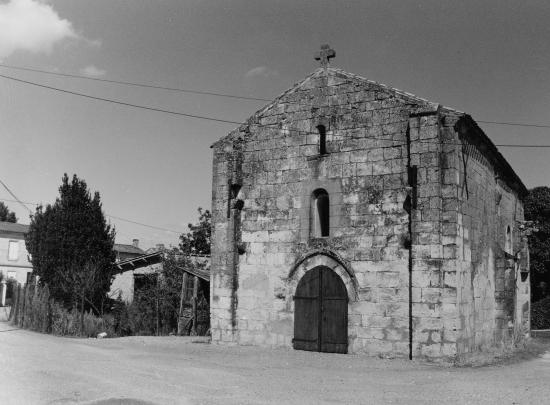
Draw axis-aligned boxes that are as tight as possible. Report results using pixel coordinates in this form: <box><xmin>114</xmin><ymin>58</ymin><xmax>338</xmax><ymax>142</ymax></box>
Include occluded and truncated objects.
<box><xmin>364</xmin><ymin>339</ymin><xmax>393</xmax><ymax>354</ymax></box>
<box><xmin>357</xmin><ymin>327</ymin><xmax>385</xmax><ymax>339</ymax></box>
<box><xmin>362</xmin><ymin>315</ymin><xmax>392</xmax><ymax>328</ymax></box>
<box><xmin>421</xmin><ymin>343</ymin><xmax>442</xmax><ymax>357</ymax></box>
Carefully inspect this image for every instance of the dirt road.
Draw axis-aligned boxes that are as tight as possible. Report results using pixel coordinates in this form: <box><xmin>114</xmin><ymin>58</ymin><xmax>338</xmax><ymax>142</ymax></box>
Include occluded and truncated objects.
<box><xmin>1</xmin><ymin>321</ymin><xmax>549</xmax><ymax>404</ymax></box>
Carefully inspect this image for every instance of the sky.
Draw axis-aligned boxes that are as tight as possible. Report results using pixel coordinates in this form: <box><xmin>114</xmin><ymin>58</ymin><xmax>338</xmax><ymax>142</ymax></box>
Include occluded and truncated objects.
<box><xmin>1</xmin><ymin>0</ymin><xmax>549</xmax><ymax>249</ymax></box>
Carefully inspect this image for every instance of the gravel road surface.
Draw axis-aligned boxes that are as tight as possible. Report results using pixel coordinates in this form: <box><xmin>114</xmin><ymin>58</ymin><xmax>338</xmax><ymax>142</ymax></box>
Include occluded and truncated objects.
<box><xmin>1</xmin><ymin>321</ymin><xmax>549</xmax><ymax>404</ymax></box>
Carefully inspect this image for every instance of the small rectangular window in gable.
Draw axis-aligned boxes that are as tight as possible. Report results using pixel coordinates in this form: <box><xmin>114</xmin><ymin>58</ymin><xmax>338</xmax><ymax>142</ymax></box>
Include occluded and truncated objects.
<box><xmin>317</xmin><ymin>125</ymin><xmax>327</xmax><ymax>155</ymax></box>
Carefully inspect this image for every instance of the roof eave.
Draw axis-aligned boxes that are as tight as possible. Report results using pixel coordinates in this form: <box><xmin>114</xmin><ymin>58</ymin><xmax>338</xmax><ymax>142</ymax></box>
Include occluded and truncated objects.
<box><xmin>455</xmin><ymin>115</ymin><xmax>528</xmax><ymax>198</ymax></box>
<box><xmin>112</xmin><ymin>251</ymin><xmax>164</xmax><ymax>274</ymax></box>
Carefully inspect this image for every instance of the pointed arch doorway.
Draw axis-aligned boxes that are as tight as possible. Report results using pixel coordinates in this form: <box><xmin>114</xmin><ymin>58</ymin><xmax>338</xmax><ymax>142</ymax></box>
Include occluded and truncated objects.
<box><xmin>293</xmin><ymin>266</ymin><xmax>348</xmax><ymax>354</ymax></box>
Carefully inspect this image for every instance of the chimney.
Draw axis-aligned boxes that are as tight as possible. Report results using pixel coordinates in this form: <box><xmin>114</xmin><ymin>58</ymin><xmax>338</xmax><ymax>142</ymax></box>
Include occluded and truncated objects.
<box><xmin>132</xmin><ymin>239</ymin><xmax>139</xmax><ymax>248</ymax></box>
<box><xmin>156</xmin><ymin>243</ymin><xmax>165</xmax><ymax>251</ymax></box>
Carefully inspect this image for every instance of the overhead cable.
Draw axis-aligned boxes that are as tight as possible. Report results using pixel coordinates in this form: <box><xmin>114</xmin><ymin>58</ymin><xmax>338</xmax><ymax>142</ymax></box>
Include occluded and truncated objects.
<box><xmin>2</xmin><ymin>73</ymin><xmax>550</xmax><ymax>147</ymax></box>
<box><xmin>4</xmin><ymin>64</ymin><xmax>550</xmax><ymax>130</ymax></box>
<box><xmin>0</xmin><ymin>180</ymin><xmax>33</xmax><ymax>214</ymax></box>
<box><xmin>0</xmin><ymin>198</ymin><xmax>184</xmax><ymax>234</ymax></box>
<box><xmin>0</xmin><ymin>73</ymin><xmax>243</xmax><ymax>125</ymax></box>
<box><xmin>106</xmin><ymin>214</ymin><xmax>184</xmax><ymax>234</ymax></box>
<box><xmin>477</xmin><ymin>120</ymin><xmax>550</xmax><ymax>129</ymax></box>
<box><xmin>0</xmin><ymin>63</ymin><xmax>271</xmax><ymax>102</ymax></box>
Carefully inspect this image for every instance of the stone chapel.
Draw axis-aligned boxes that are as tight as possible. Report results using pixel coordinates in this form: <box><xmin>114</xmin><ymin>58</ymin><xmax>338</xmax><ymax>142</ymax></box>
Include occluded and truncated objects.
<box><xmin>210</xmin><ymin>46</ymin><xmax>530</xmax><ymax>360</ymax></box>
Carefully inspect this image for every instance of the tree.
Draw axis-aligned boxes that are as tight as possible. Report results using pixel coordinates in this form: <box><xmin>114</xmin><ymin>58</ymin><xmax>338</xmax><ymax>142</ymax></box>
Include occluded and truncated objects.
<box><xmin>179</xmin><ymin>207</ymin><xmax>211</xmax><ymax>255</ymax></box>
<box><xmin>119</xmin><ymin>209</ymin><xmax>211</xmax><ymax>335</ymax></box>
<box><xmin>0</xmin><ymin>201</ymin><xmax>17</xmax><ymax>223</ymax></box>
<box><xmin>110</xmin><ymin>209</ymin><xmax>211</xmax><ymax>336</ymax></box>
<box><xmin>524</xmin><ymin>186</ymin><xmax>550</xmax><ymax>302</ymax></box>
<box><xmin>25</xmin><ymin>174</ymin><xmax>116</xmax><ymax>312</ymax></box>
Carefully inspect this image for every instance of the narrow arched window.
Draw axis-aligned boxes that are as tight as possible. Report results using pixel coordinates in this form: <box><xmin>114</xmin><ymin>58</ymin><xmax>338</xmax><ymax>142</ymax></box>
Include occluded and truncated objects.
<box><xmin>317</xmin><ymin>125</ymin><xmax>327</xmax><ymax>155</ymax></box>
<box><xmin>311</xmin><ymin>189</ymin><xmax>329</xmax><ymax>238</ymax></box>
<box><xmin>505</xmin><ymin>225</ymin><xmax>512</xmax><ymax>254</ymax></box>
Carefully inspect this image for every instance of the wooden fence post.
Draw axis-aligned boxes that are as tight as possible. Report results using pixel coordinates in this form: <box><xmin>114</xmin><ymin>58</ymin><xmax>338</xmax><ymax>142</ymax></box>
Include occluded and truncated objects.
<box><xmin>177</xmin><ymin>271</ymin><xmax>188</xmax><ymax>335</ymax></box>
<box><xmin>191</xmin><ymin>275</ymin><xmax>199</xmax><ymax>336</ymax></box>
<box><xmin>155</xmin><ymin>275</ymin><xmax>160</xmax><ymax>336</ymax></box>
<box><xmin>9</xmin><ymin>284</ymin><xmax>19</xmax><ymax>322</ymax></box>
<box><xmin>15</xmin><ymin>285</ymin><xmax>22</xmax><ymax>325</ymax></box>
<box><xmin>20</xmin><ymin>284</ymin><xmax>28</xmax><ymax>328</ymax></box>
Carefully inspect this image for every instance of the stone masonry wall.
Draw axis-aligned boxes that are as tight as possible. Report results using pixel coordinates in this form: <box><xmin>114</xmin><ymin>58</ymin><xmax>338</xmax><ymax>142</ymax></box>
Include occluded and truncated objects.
<box><xmin>211</xmin><ymin>68</ymin><xmax>465</xmax><ymax>358</ymax></box>
<box><xmin>407</xmin><ymin>112</ymin><xmax>459</xmax><ymax>358</ymax></box>
<box><xmin>443</xmin><ymin>118</ymin><xmax>530</xmax><ymax>356</ymax></box>
<box><xmin>211</xmin><ymin>140</ymin><xmax>240</xmax><ymax>342</ymax></box>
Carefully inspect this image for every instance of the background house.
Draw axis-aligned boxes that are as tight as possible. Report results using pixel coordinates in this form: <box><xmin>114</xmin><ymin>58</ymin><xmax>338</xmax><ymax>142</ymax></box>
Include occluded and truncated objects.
<box><xmin>114</xmin><ymin>239</ymin><xmax>145</xmax><ymax>262</ymax></box>
<box><xmin>110</xmin><ymin>239</ymin><xmax>153</xmax><ymax>302</ymax></box>
<box><xmin>0</xmin><ymin>222</ymin><xmax>32</xmax><ymax>306</ymax></box>
<box><xmin>109</xmin><ymin>246</ymin><xmax>210</xmax><ymax>335</ymax></box>
<box><xmin>109</xmin><ymin>249</ymin><xmax>163</xmax><ymax>303</ymax></box>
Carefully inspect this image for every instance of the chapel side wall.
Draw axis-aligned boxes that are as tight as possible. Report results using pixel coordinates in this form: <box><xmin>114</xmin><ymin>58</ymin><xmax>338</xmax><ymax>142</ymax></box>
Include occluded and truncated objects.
<box><xmin>453</xmin><ymin>135</ymin><xmax>529</xmax><ymax>355</ymax></box>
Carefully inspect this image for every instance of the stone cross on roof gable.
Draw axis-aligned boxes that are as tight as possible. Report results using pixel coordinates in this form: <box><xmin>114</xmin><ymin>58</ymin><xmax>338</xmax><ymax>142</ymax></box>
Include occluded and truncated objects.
<box><xmin>314</xmin><ymin>44</ymin><xmax>336</xmax><ymax>68</ymax></box>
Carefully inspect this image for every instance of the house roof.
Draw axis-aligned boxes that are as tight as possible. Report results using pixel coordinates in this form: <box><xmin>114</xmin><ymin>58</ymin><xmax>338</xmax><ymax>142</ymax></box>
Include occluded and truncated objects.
<box><xmin>114</xmin><ymin>243</ymin><xmax>145</xmax><ymax>255</ymax></box>
<box><xmin>178</xmin><ymin>264</ymin><xmax>210</xmax><ymax>282</ymax></box>
<box><xmin>112</xmin><ymin>252</ymin><xmax>210</xmax><ymax>281</ymax></box>
<box><xmin>0</xmin><ymin>222</ymin><xmax>29</xmax><ymax>237</ymax></box>
<box><xmin>113</xmin><ymin>251</ymin><xmax>163</xmax><ymax>273</ymax></box>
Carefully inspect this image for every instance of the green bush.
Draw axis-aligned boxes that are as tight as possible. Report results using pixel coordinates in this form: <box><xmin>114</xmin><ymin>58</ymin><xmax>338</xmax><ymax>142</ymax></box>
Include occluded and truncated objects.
<box><xmin>531</xmin><ymin>296</ymin><xmax>550</xmax><ymax>329</ymax></box>
<box><xmin>12</xmin><ymin>282</ymin><xmax>114</xmax><ymax>337</ymax></box>
<box><xmin>110</xmin><ymin>287</ymin><xmax>181</xmax><ymax>337</ymax></box>
<box><xmin>11</xmin><ymin>274</ymin><xmax>205</xmax><ymax>338</ymax></box>
<box><xmin>112</xmin><ymin>293</ymin><xmax>159</xmax><ymax>336</ymax></box>
<box><xmin>81</xmin><ymin>311</ymin><xmax>115</xmax><ymax>337</ymax></box>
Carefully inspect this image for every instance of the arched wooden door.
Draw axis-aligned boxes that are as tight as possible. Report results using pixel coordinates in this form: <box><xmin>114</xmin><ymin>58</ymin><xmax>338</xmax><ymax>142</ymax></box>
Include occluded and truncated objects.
<box><xmin>293</xmin><ymin>266</ymin><xmax>348</xmax><ymax>354</ymax></box>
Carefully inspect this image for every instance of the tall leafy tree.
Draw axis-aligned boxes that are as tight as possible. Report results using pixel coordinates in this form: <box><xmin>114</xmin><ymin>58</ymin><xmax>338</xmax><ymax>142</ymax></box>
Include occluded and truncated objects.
<box><xmin>0</xmin><ymin>201</ymin><xmax>17</xmax><ymax>223</ymax></box>
<box><xmin>25</xmin><ymin>174</ymin><xmax>116</xmax><ymax>311</ymax></box>
<box><xmin>179</xmin><ymin>207</ymin><xmax>211</xmax><ymax>255</ymax></box>
<box><xmin>524</xmin><ymin>186</ymin><xmax>550</xmax><ymax>302</ymax></box>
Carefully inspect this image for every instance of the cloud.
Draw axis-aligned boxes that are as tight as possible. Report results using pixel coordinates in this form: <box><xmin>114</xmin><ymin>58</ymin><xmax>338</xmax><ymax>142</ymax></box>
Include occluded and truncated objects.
<box><xmin>245</xmin><ymin>66</ymin><xmax>279</xmax><ymax>79</ymax></box>
<box><xmin>0</xmin><ymin>0</ymin><xmax>78</xmax><ymax>59</ymax></box>
<box><xmin>80</xmin><ymin>65</ymin><xmax>106</xmax><ymax>77</ymax></box>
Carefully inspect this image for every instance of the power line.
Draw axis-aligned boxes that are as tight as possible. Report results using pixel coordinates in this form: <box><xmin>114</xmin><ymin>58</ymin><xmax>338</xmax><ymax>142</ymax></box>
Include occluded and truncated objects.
<box><xmin>0</xmin><ymin>197</ymin><xmax>184</xmax><ymax>234</ymax></box>
<box><xmin>0</xmin><ymin>63</ymin><xmax>271</xmax><ymax>102</ymax></box>
<box><xmin>494</xmin><ymin>144</ymin><xmax>550</xmax><ymax>148</ymax></box>
<box><xmin>0</xmin><ymin>73</ymin><xmax>243</xmax><ymax>125</ymax></box>
<box><xmin>0</xmin><ymin>181</ymin><xmax>33</xmax><ymax>214</ymax></box>
<box><xmin>106</xmin><ymin>214</ymin><xmax>183</xmax><ymax>234</ymax></box>
<box><xmin>477</xmin><ymin>120</ymin><xmax>550</xmax><ymax>129</ymax></box>
<box><xmin>4</xmin><ymin>65</ymin><xmax>550</xmax><ymax>131</ymax></box>
<box><xmin>0</xmin><ymin>198</ymin><xmax>39</xmax><ymax>206</ymax></box>
<box><xmin>2</xmin><ymin>68</ymin><xmax>550</xmax><ymax>150</ymax></box>
<box><xmin>2</xmin><ymin>72</ymin><xmax>550</xmax><ymax>148</ymax></box>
